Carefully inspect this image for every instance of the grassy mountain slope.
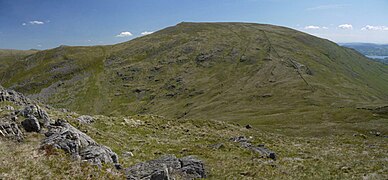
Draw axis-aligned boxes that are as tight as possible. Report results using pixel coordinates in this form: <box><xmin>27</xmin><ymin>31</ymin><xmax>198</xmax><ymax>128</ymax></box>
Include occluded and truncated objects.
<box><xmin>0</xmin><ymin>49</ymin><xmax>38</xmax><ymax>81</ymax></box>
<box><xmin>1</xmin><ymin>23</ymin><xmax>388</xmax><ymax>133</ymax></box>
<box><xmin>1</xmin><ymin>100</ymin><xmax>387</xmax><ymax>179</ymax></box>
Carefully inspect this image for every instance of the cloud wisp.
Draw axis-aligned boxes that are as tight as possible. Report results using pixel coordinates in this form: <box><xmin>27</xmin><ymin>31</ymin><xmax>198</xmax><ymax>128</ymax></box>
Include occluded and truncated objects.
<box><xmin>22</xmin><ymin>20</ymin><xmax>45</xmax><ymax>26</ymax></box>
<box><xmin>141</xmin><ymin>31</ymin><xmax>154</xmax><ymax>35</ymax></box>
<box><xmin>116</xmin><ymin>31</ymin><xmax>133</xmax><ymax>37</ymax></box>
<box><xmin>338</xmin><ymin>24</ymin><xmax>353</xmax><ymax>30</ymax></box>
<box><xmin>361</xmin><ymin>25</ymin><xmax>388</xmax><ymax>31</ymax></box>
<box><xmin>304</xmin><ymin>26</ymin><xmax>329</xmax><ymax>30</ymax></box>
<box><xmin>29</xmin><ymin>20</ymin><xmax>44</xmax><ymax>25</ymax></box>
<box><xmin>307</xmin><ymin>4</ymin><xmax>348</xmax><ymax>11</ymax></box>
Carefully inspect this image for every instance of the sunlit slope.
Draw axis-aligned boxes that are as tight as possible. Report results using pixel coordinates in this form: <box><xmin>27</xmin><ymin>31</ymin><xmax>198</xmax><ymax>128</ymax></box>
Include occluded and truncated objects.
<box><xmin>1</xmin><ymin>22</ymin><xmax>388</xmax><ymax>120</ymax></box>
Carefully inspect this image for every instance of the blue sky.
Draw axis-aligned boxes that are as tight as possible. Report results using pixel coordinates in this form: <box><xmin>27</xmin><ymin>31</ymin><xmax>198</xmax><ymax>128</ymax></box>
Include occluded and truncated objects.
<box><xmin>0</xmin><ymin>0</ymin><xmax>387</xmax><ymax>50</ymax></box>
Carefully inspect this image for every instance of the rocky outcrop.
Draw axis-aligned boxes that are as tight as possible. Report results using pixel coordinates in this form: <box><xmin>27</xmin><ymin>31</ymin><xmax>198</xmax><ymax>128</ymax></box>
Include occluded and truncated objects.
<box><xmin>230</xmin><ymin>136</ymin><xmax>276</xmax><ymax>160</ymax></box>
<box><xmin>42</xmin><ymin>119</ymin><xmax>120</xmax><ymax>168</ymax></box>
<box><xmin>0</xmin><ymin>119</ymin><xmax>23</xmax><ymax>142</ymax></box>
<box><xmin>20</xmin><ymin>104</ymin><xmax>51</xmax><ymax>127</ymax></box>
<box><xmin>0</xmin><ymin>86</ymin><xmax>32</xmax><ymax>106</ymax></box>
<box><xmin>126</xmin><ymin>154</ymin><xmax>206</xmax><ymax>180</ymax></box>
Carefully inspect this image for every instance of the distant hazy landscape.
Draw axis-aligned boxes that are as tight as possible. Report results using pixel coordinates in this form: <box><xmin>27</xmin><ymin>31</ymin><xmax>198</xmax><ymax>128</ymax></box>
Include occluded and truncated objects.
<box><xmin>341</xmin><ymin>43</ymin><xmax>388</xmax><ymax>64</ymax></box>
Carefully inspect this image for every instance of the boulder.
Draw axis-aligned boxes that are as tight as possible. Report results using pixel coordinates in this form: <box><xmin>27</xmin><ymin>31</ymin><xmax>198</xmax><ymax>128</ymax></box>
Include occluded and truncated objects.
<box><xmin>41</xmin><ymin>119</ymin><xmax>119</xmax><ymax>167</ymax></box>
<box><xmin>21</xmin><ymin>116</ymin><xmax>41</xmax><ymax>132</ymax></box>
<box><xmin>20</xmin><ymin>104</ymin><xmax>51</xmax><ymax>127</ymax></box>
<box><xmin>126</xmin><ymin>155</ymin><xmax>206</xmax><ymax>180</ymax></box>
<box><xmin>77</xmin><ymin>115</ymin><xmax>94</xmax><ymax>124</ymax></box>
<box><xmin>79</xmin><ymin>145</ymin><xmax>119</xmax><ymax>165</ymax></box>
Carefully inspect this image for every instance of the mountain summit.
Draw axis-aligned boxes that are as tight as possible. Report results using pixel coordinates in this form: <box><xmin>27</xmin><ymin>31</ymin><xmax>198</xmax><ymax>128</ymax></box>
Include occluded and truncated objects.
<box><xmin>1</xmin><ymin>22</ymin><xmax>388</xmax><ymax>121</ymax></box>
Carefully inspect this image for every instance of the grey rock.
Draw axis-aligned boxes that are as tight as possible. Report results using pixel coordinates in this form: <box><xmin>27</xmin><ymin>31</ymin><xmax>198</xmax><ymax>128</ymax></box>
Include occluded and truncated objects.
<box><xmin>126</xmin><ymin>155</ymin><xmax>206</xmax><ymax>180</ymax></box>
<box><xmin>5</xmin><ymin>105</ymin><xmax>14</xmax><ymax>111</ymax></box>
<box><xmin>42</xmin><ymin>119</ymin><xmax>119</xmax><ymax>167</ymax></box>
<box><xmin>22</xmin><ymin>116</ymin><xmax>41</xmax><ymax>132</ymax></box>
<box><xmin>123</xmin><ymin>151</ymin><xmax>134</xmax><ymax>157</ymax></box>
<box><xmin>79</xmin><ymin>145</ymin><xmax>119</xmax><ymax>165</ymax></box>
<box><xmin>0</xmin><ymin>119</ymin><xmax>24</xmax><ymax>141</ymax></box>
<box><xmin>230</xmin><ymin>136</ymin><xmax>276</xmax><ymax>160</ymax></box>
<box><xmin>20</xmin><ymin>104</ymin><xmax>51</xmax><ymax>127</ymax></box>
<box><xmin>209</xmin><ymin>143</ymin><xmax>225</xmax><ymax>150</ymax></box>
<box><xmin>77</xmin><ymin>115</ymin><xmax>94</xmax><ymax>124</ymax></box>
<box><xmin>180</xmin><ymin>156</ymin><xmax>207</xmax><ymax>178</ymax></box>
<box><xmin>0</xmin><ymin>86</ymin><xmax>32</xmax><ymax>106</ymax></box>
<box><xmin>195</xmin><ymin>53</ymin><xmax>213</xmax><ymax>62</ymax></box>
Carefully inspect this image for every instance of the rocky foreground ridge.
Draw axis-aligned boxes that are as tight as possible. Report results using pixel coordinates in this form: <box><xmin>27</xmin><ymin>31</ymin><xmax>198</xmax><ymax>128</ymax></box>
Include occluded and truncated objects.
<box><xmin>0</xmin><ymin>85</ymin><xmax>206</xmax><ymax>179</ymax></box>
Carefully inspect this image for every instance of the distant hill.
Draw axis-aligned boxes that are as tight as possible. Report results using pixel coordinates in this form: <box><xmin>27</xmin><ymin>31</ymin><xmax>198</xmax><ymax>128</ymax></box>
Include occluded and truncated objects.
<box><xmin>1</xmin><ymin>23</ymin><xmax>388</xmax><ymax>123</ymax></box>
<box><xmin>340</xmin><ymin>43</ymin><xmax>388</xmax><ymax>56</ymax></box>
<box><xmin>340</xmin><ymin>43</ymin><xmax>388</xmax><ymax>64</ymax></box>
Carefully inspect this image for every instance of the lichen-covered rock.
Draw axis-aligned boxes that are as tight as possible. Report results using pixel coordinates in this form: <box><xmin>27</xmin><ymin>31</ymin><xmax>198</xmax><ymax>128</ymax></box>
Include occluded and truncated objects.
<box><xmin>21</xmin><ymin>116</ymin><xmax>41</xmax><ymax>132</ymax></box>
<box><xmin>126</xmin><ymin>154</ymin><xmax>206</xmax><ymax>180</ymax></box>
<box><xmin>42</xmin><ymin>119</ymin><xmax>119</xmax><ymax>167</ymax></box>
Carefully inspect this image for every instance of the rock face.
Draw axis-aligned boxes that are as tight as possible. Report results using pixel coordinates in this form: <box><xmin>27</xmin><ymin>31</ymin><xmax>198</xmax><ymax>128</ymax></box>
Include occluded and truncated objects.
<box><xmin>21</xmin><ymin>116</ymin><xmax>41</xmax><ymax>132</ymax></box>
<box><xmin>77</xmin><ymin>115</ymin><xmax>94</xmax><ymax>124</ymax></box>
<box><xmin>42</xmin><ymin>119</ymin><xmax>120</xmax><ymax>167</ymax></box>
<box><xmin>0</xmin><ymin>119</ymin><xmax>23</xmax><ymax>141</ymax></box>
<box><xmin>126</xmin><ymin>154</ymin><xmax>206</xmax><ymax>180</ymax></box>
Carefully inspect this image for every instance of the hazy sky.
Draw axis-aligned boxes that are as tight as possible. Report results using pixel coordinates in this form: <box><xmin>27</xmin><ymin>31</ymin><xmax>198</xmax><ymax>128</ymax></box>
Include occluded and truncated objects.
<box><xmin>0</xmin><ymin>0</ymin><xmax>387</xmax><ymax>50</ymax></box>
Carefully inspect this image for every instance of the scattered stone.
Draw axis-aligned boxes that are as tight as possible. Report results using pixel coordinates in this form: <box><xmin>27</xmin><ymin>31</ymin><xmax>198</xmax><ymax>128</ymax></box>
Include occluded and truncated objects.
<box><xmin>126</xmin><ymin>154</ymin><xmax>206</xmax><ymax>180</ymax></box>
<box><xmin>41</xmin><ymin>119</ymin><xmax>120</xmax><ymax>168</ymax></box>
<box><xmin>353</xmin><ymin>133</ymin><xmax>367</xmax><ymax>139</ymax></box>
<box><xmin>5</xmin><ymin>105</ymin><xmax>14</xmax><ymax>111</ymax></box>
<box><xmin>230</xmin><ymin>136</ymin><xmax>276</xmax><ymax>160</ymax></box>
<box><xmin>122</xmin><ymin>151</ymin><xmax>134</xmax><ymax>157</ymax></box>
<box><xmin>21</xmin><ymin>116</ymin><xmax>41</xmax><ymax>132</ymax></box>
<box><xmin>260</xmin><ymin>93</ymin><xmax>272</xmax><ymax>98</ymax></box>
<box><xmin>209</xmin><ymin>143</ymin><xmax>225</xmax><ymax>150</ymax></box>
<box><xmin>369</xmin><ymin>130</ymin><xmax>381</xmax><ymax>137</ymax></box>
<box><xmin>195</xmin><ymin>53</ymin><xmax>213</xmax><ymax>63</ymax></box>
<box><xmin>77</xmin><ymin>115</ymin><xmax>94</xmax><ymax>124</ymax></box>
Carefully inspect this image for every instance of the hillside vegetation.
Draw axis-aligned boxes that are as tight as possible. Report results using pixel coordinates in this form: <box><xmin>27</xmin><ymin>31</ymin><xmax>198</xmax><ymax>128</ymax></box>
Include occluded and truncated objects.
<box><xmin>1</xmin><ymin>23</ymin><xmax>388</xmax><ymax>136</ymax></box>
<box><xmin>1</xmin><ymin>91</ymin><xmax>387</xmax><ymax>179</ymax></box>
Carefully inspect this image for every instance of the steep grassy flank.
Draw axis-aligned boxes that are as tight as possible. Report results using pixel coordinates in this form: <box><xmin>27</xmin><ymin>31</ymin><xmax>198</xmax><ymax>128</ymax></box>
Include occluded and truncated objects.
<box><xmin>1</xmin><ymin>23</ymin><xmax>388</xmax><ymax>127</ymax></box>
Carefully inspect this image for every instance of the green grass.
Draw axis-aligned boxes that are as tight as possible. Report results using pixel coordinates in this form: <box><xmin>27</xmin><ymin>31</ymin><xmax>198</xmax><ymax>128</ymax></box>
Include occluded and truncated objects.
<box><xmin>42</xmin><ymin>109</ymin><xmax>388</xmax><ymax>179</ymax></box>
